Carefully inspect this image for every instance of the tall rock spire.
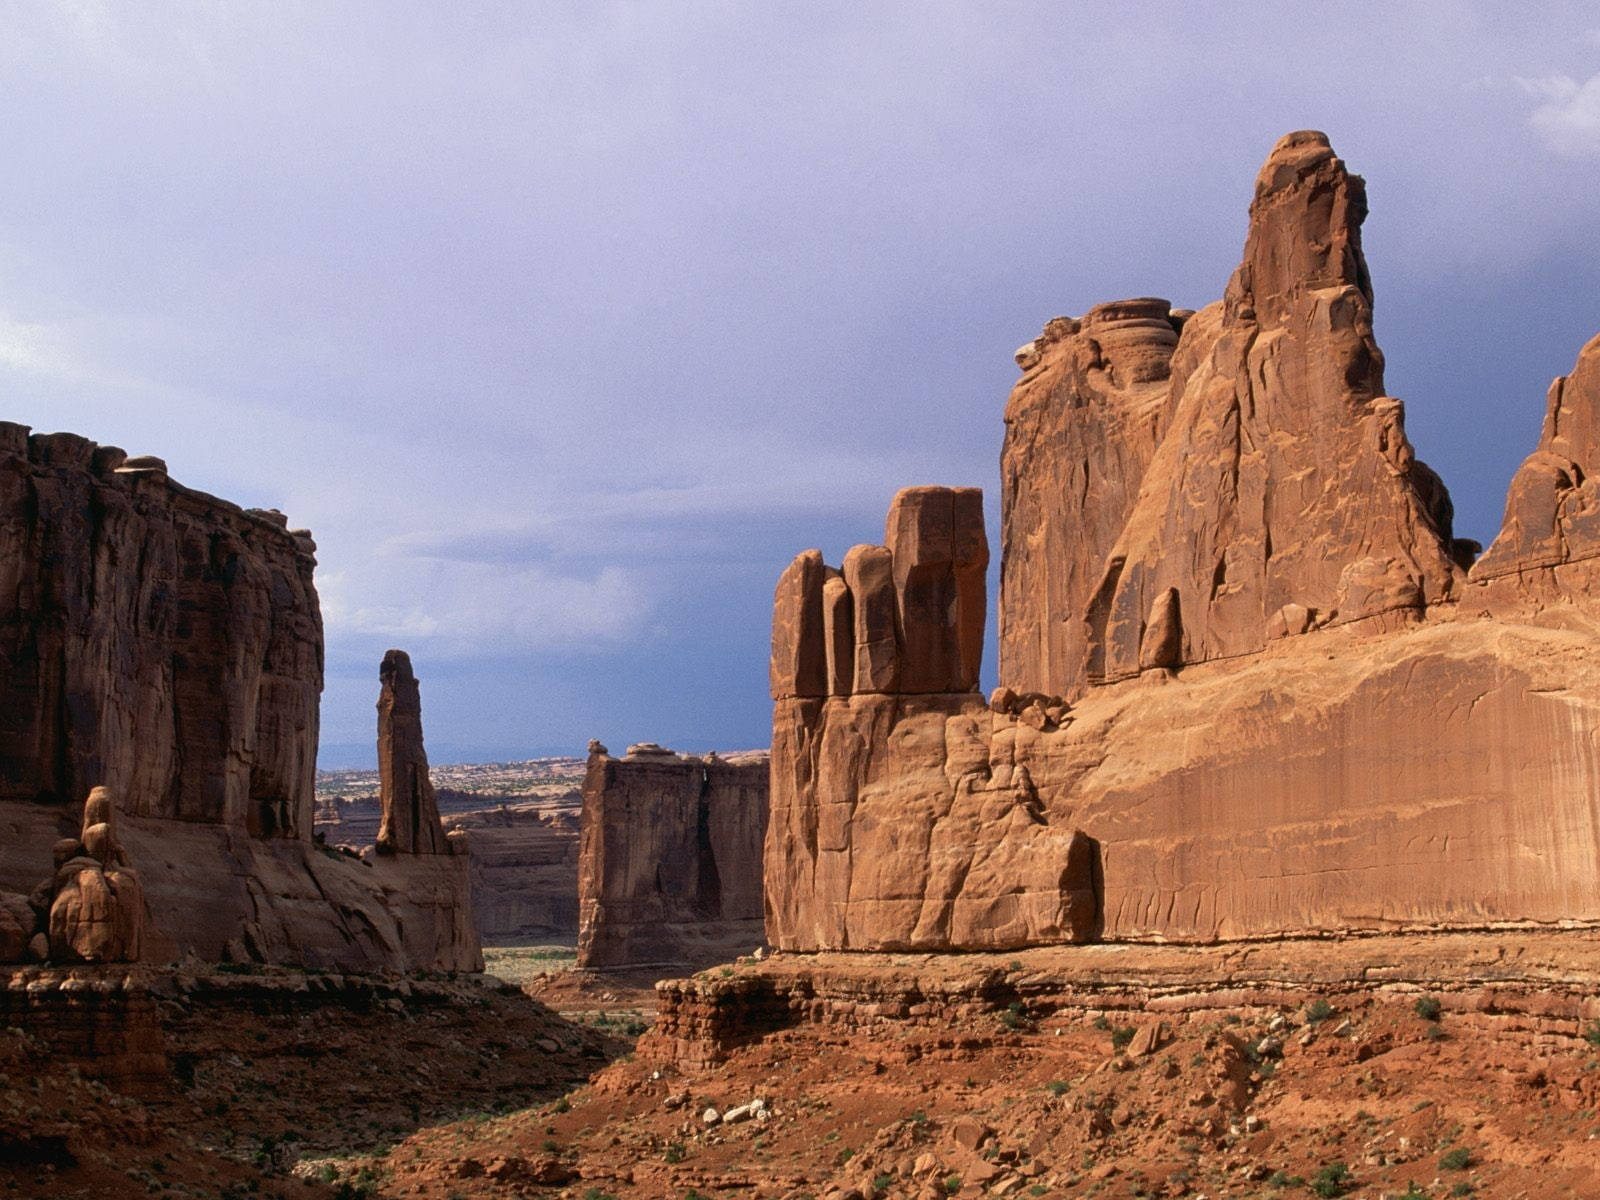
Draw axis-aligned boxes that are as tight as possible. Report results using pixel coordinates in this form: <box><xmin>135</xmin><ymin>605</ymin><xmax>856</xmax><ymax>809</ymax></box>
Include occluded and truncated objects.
<box><xmin>375</xmin><ymin>649</ymin><xmax>448</xmax><ymax>855</ymax></box>
<box><xmin>1001</xmin><ymin>131</ymin><xmax>1465</xmax><ymax>694</ymax></box>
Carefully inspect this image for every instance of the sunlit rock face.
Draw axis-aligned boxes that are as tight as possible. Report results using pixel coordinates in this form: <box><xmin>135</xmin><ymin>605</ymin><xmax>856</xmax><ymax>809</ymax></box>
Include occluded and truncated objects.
<box><xmin>765</xmin><ymin>132</ymin><xmax>1600</xmax><ymax>952</ymax></box>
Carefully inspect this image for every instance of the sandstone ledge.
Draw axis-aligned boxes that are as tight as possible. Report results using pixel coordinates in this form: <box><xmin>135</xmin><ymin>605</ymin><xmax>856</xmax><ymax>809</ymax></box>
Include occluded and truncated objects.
<box><xmin>645</xmin><ymin>930</ymin><xmax>1600</xmax><ymax>1069</ymax></box>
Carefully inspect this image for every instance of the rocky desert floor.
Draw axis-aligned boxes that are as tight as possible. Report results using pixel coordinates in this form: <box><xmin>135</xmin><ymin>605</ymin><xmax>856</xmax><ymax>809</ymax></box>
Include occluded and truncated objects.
<box><xmin>11</xmin><ymin>932</ymin><xmax>1600</xmax><ymax>1199</ymax></box>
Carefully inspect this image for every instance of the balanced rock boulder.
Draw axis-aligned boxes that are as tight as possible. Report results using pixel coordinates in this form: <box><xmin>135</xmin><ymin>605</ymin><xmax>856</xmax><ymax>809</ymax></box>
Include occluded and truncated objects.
<box><xmin>46</xmin><ymin>787</ymin><xmax>144</xmax><ymax>963</ymax></box>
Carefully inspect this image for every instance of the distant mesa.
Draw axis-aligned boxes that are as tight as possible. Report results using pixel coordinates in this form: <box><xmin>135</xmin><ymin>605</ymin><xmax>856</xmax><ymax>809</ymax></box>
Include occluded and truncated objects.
<box><xmin>578</xmin><ymin>738</ymin><xmax>768</xmax><ymax>971</ymax></box>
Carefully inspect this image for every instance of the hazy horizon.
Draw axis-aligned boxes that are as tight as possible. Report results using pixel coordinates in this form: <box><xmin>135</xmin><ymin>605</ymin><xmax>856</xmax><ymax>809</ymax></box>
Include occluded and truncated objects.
<box><xmin>5</xmin><ymin>4</ymin><xmax>1600</xmax><ymax>767</ymax></box>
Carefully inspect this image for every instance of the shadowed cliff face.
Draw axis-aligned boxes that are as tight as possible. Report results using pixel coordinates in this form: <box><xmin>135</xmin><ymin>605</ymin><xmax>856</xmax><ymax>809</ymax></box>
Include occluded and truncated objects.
<box><xmin>577</xmin><ymin>745</ymin><xmax>767</xmax><ymax>970</ymax></box>
<box><xmin>766</xmin><ymin>131</ymin><xmax>1600</xmax><ymax>953</ymax></box>
<box><xmin>0</xmin><ymin>423</ymin><xmax>322</xmax><ymax>836</ymax></box>
<box><xmin>0</xmin><ymin>429</ymin><xmax>481</xmax><ymax>972</ymax></box>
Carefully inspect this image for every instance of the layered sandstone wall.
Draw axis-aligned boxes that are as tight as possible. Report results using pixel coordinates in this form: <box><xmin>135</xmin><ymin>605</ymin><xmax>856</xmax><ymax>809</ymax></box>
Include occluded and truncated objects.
<box><xmin>577</xmin><ymin>743</ymin><xmax>767</xmax><ymax>969</ymax></box>
<box><xmin>766</xmin><ymin>130</ymin><xmax>1600</xmax><ymax>953</ymax></box>
<box><xmin>0</xmin><ymin>424</ymin><xmax>321</xmax><ymax>833</ymax></box>
<box><xmin>0</xmin><ymin>429</ymin><xmax>479</xmax><ymax>972</ymax></box>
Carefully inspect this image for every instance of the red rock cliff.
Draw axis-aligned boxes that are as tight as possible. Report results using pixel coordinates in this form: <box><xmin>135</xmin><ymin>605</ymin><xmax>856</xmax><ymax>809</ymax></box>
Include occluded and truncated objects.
<box><xmin>766</xmin><ymin>132</ymin><xmax>1600</xmax><ymax>952</ymax></box>
<box><xmin>577</xmin><ymin>743</ymin><xmax>767</xmax><ymax>969</ymax></box>
<box><xmin>0</xmin><ymin>427</ymin><xmax>479</xmax><ymax>972</ymax></box>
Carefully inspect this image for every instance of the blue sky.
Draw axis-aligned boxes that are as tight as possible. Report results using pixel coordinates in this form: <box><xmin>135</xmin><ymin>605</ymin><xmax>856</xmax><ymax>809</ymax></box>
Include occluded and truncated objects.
<box><xmin>3</xmin><ymin>4</ymin><xmax>1599</xmax><ymax>765</ymax></box>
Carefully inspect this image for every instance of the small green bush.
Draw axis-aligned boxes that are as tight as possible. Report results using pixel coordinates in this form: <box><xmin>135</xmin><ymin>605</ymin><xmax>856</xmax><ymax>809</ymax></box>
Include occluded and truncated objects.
<box><xmin>1306</xmin><ymin>998</ymin><xmax>1335</xmax><ymax>1024</ymax></box>
<box><xmin>943</xmin><ymin>1176</ymin><xmax>962</xmax><ymax>1195</ymax></box>
<box><xmin>1046</xmin><ymin>1080</ymin><xmax>1069</xmax><ymax>1096</ymax></box>
<box><xmin>1310</xmin><ymin>1161</ymin><xmax>1351</xmax><ymax>1197</ymax></box>
<box><xmin>1110</xmin><ymin>1026</ymin><xmax>1136</xmax><ymax>1050</ymax></box>
<box><xmin>1415</xmin><ymin>995</ymin><xmax>1443</xmax><ymax>1022</ymax></box>
<box><xmin>1440</xmin><ymin>1147</ymin><xmax>1473</xmax><ymax>1170</ymax></box>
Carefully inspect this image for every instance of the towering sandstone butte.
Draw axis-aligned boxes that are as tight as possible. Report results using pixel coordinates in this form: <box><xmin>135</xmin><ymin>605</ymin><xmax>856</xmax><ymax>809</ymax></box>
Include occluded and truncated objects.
<box><xmin>767</xmin><ymin>132</ymin><xmax>1600</xmax><ymax>951</ymax></box>
<box><xmin>1001</xmin><ymin>132</ymin><xmax>1465</xmax><ymax>695</ymax></box>
<box><xmin>0</xmin><ymin>426</ymin><xmax>479</xmax><ymax>971</ymax></box>
<box><xmin>376</xmin><ymin>649</ymin><xmax>449</xmax><ymax>855</ymax></box>
<box><xmin>767</xmin><ymin>486</ymin><xmax>1104</xmax><ymax>951</ymax></box>
<box><xmin>578</xmin><ymin>742</ymin><xmax>767</xmax><ymax>969</ymax></box>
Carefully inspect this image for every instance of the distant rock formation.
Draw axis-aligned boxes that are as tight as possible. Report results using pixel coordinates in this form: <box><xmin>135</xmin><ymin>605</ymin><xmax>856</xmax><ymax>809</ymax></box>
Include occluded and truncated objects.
<box><xmin>767</xmin><ymin>131</ymin><xmax>1600</xmax><ymax>951</ymax></box>
<box><xmin>578</xmin><ymin>744</ymin><xmax>767</xmax><ymax>969</ymax></box>
<box><xmin>0</xmin><ymin>428</ymin><xmax>480</xmax><ymax>971</ymax></box>
<box><xmin>445</xmin><ymin>803</ymin><xmax>580</xmax><ymax>943</ymax></box>
<box><xmin>376</xmin><ymin>650</ymin><xmax>449</xmax><ymax>855</ymax></box>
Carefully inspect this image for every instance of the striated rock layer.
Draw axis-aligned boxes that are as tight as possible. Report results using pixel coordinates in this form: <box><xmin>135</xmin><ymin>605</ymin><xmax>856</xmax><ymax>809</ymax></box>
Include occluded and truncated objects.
<box><xmin>578</xmin><ymin>743</ymin><xmax>768</xmax><ymax>969</ymax></box>
<box><xmin>0</xmin><ymin>427</ymin><xmax>479</xmax><ymax>971</ymax></box>
<box><xmin>767</xmin><ymin>131</ymin><xmax>1600</xmax><ymax>952</ymax></box>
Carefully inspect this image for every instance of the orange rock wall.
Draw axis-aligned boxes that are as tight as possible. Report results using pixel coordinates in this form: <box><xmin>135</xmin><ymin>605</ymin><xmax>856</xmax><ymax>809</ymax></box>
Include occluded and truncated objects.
<box><xmin>766</xmin><ymin>131</ymin><xmax>1600</xmax><ymax>952</ymax></box>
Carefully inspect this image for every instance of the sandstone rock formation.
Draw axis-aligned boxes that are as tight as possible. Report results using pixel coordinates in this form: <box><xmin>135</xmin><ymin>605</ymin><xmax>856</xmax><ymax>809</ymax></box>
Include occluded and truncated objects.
<box><xmin>767</xmin><ymin>131</ymin><xmax>1600</xmax><ymax>951</ymax></box>
<box><xmin>0</xmin><ymin>427</ymin><xmax>480</xmax><ymax>972</ymax></box>
<box><xmin>772</xmin><ymin>486</ymin><xmax>987</xmax><ymax>699</ymax></box>
<box><xmin>46</xmin><ymin>787</ymin><xmax>145</xmax><ymax>963</ymax></box>
<box><xmin>376</xmin><ymin>649</ymin><xmax>449</xmax><ymax>855</ymax></box>
<box><xmin>768</xmin><ymin>493</ymin><xmax>1101</xmax><ymax>952</ymax></box>
<box><xmin>445</xmin><ymin>804</ymin><xmax>580</xmax><ymax>943</ymax></box>
<box><xmin>1471</xmin><ymin>331</ymin><xmax>1600</xmax><ymax>588</ymax></box>
<box><xmin>1001</xmin><ymin>132</ymin><xmax>1465</xmax><ymax>695</ymax></box>
<box><xmin>578</xmin><ymin>744</ymin><xmax>767</xmax><ymax>969</ymax></box>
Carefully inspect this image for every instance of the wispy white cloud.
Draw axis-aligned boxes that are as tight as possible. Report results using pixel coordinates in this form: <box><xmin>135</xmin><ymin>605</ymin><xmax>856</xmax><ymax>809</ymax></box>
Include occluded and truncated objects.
<box><xmin>1517</xmin><ymin>72</ymin><xmax>1600</xmax><ymax>157</ymax></box>
<box><xmin>318</xmin><ymin>559</ymin><xmax>651</xmax><ymax>656</ymax></box>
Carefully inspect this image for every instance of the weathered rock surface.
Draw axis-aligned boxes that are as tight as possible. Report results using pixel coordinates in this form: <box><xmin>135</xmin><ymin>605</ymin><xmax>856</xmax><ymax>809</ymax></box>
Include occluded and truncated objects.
<box><xmin>767</xmin><ymin>131</ymin><xmax>1600</xmax><ymax>952</ymax></box>
<box><xmin>1472</xmin><ymin>332</ymin><xmax>1600</xmax><ymax>586</ymax></box>
<box><xmin>376</xmin><ymin>649</ymin><xmax>449</xmax><ymax>855</ymax></box>
<box><xmin>769</xmin><ymin>497</ymin><xmax>1104</xmax><ymax>952</ymax></box>
<box><xmin>0</xmin><ymin>422</ymin><xmax>321</xmax><ymax>830</ymax></box>
<box><xmin>47</xmin><ymin>787</ymin><xmax>145</xmax><ymax>963</ymax></box>
<box><xmin>578</xmin><ymin>745</ymin><xmax>768</xmax><ymax>969</ymax></box>
<box><xmin>771</xmin><ymin>486</ymin><xmax>988</xmax><ymax>701</ymax></box>
<box><xmin>1000</xmin><ymin>132</ymin><xmax>1463</xmax><ymax>695</ymax></box>
<box><xmin>0</xmin><ymin>429</ymin><xmax>480</xmax><ymax>971</ymax></box>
